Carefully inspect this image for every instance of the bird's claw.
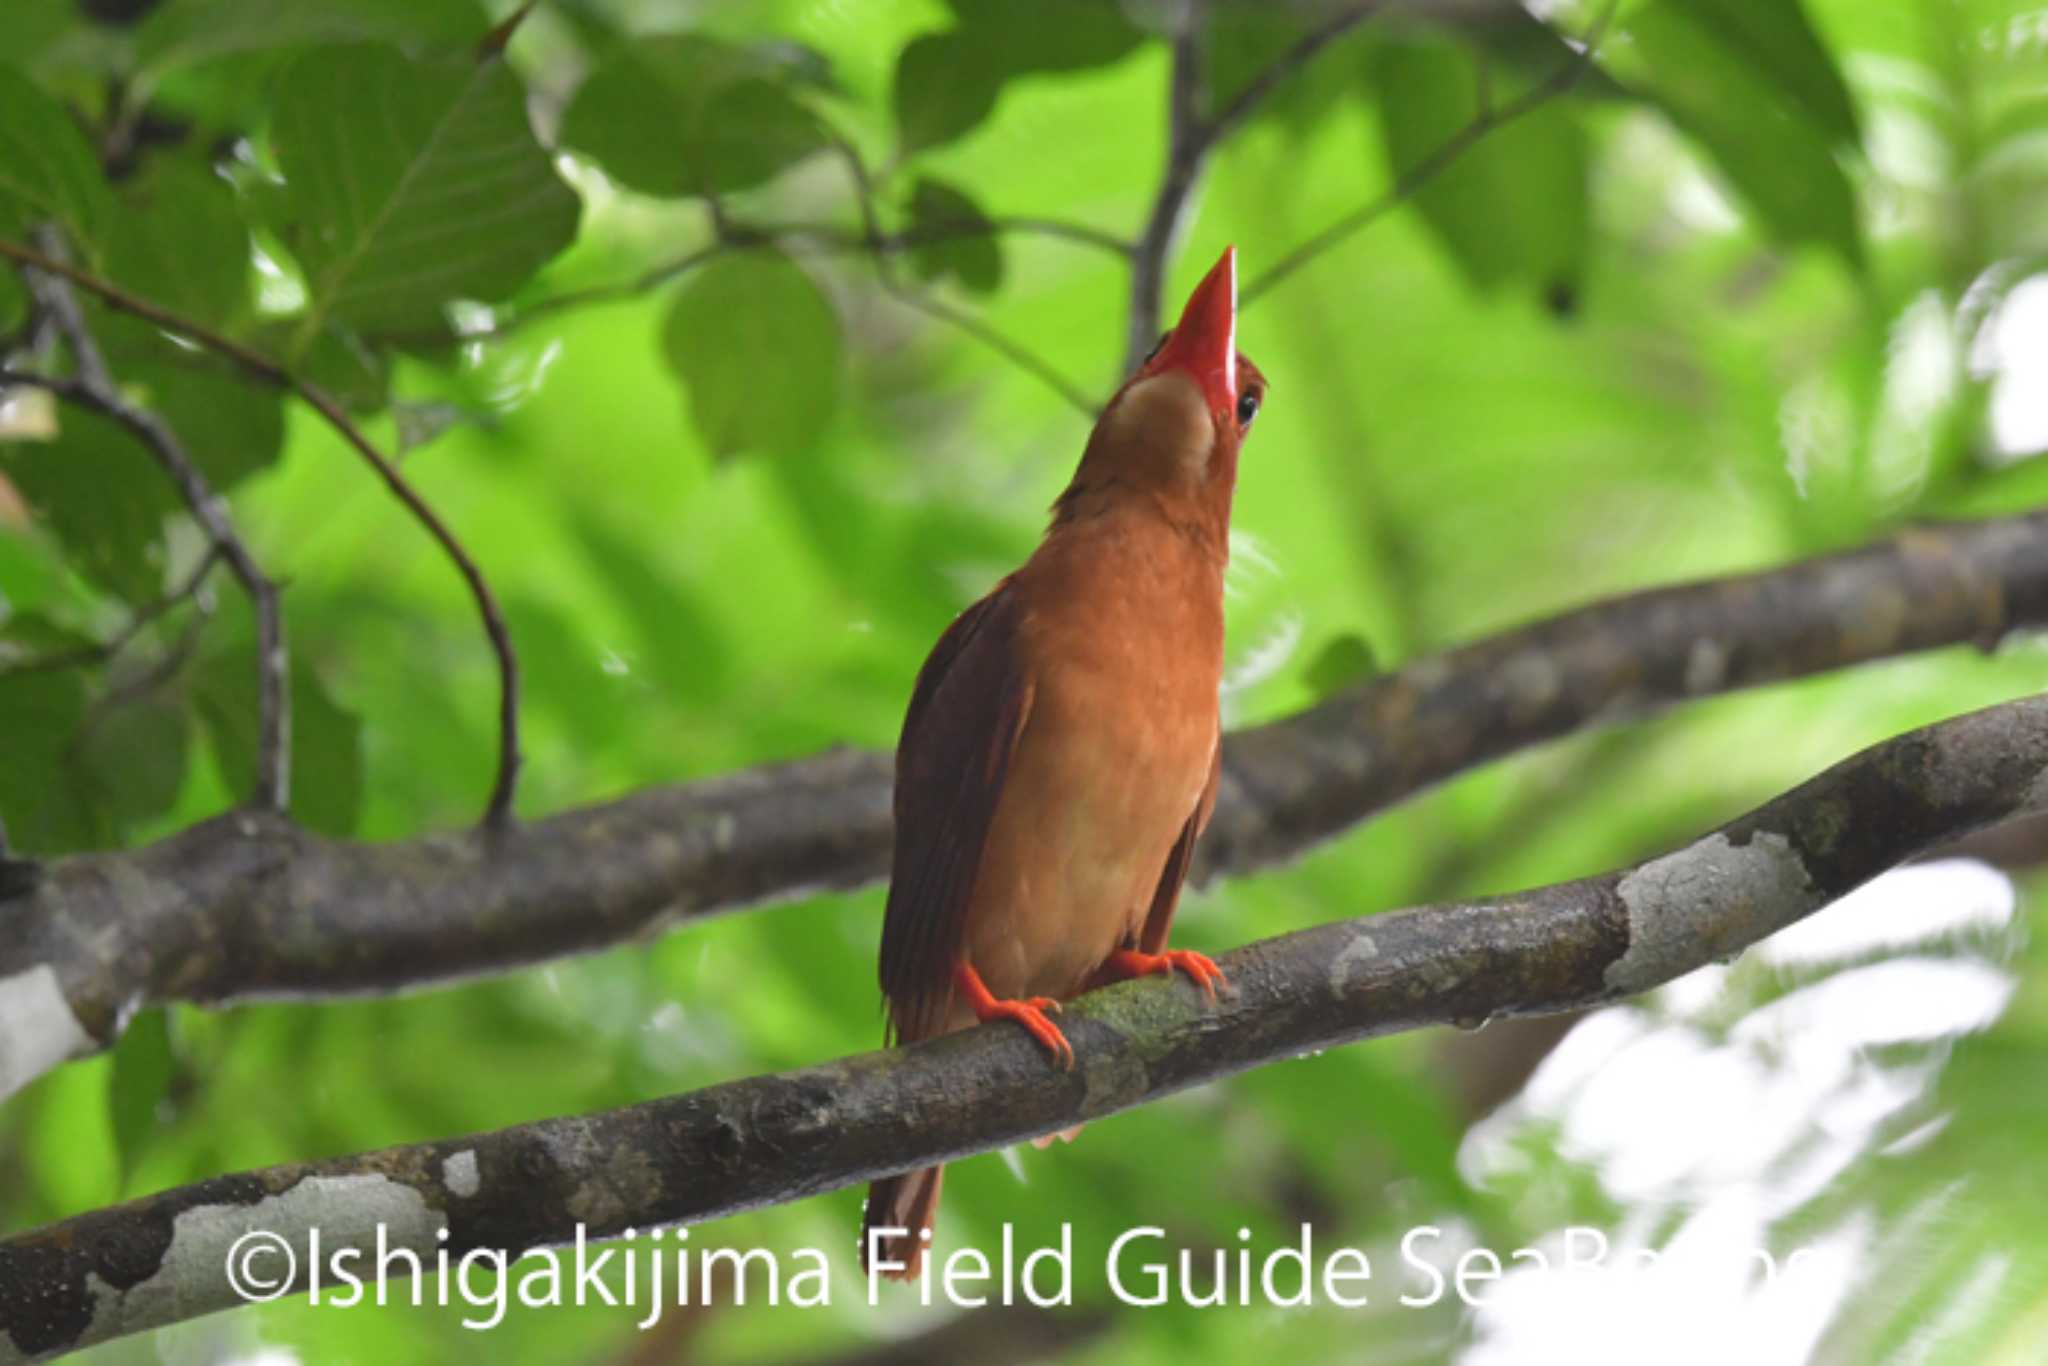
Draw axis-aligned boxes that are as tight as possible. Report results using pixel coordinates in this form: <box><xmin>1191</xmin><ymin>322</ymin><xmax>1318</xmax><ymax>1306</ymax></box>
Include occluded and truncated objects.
<box><xmin>1107</xmin><ymin>947</ymin><xmax>1229</xmax><ymax>1003</ymax></box>
<box><xmin>980</xmin><ymin>996</ymin><xmax>1075</xmax><ymax>1069</ymax></box>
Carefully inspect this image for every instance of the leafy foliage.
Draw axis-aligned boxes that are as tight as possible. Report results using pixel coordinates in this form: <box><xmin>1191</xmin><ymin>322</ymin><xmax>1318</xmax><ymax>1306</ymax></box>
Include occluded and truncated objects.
<box><xmin>4</xmin><ymin>0</ymin><xmax>2048</xmax><ymax>1361</ymax></box>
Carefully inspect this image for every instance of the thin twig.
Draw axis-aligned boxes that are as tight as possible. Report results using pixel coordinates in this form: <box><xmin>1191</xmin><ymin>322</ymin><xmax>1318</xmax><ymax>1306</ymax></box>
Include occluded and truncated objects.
<box><xmin>1122</xmin><ymin>1</ymin><xmax>1383</xmax><ymax>372</ymax></box>
<box><xmin>1</xmin><ymin>340</ymin><xmax>289</xmax><ymax>811</ymax></box>
<box><xmin>884</xmin><ymin>287</ymin><xmax>1101</xmax><ymax>416</ymax></box>
<box><xmin>0</xmin><ymin>544</ymin><xmax>220</xmax><ymax>677</ymax></box>
<box><xmin>1244</xmin><ymin>0</ymin><xmax>1620</xmax><ymax>305</ymax></box>
<box><xmin>467</xmin><ymin>215</ymin><xmax>1131</xmax><ymax>344</ymax></box>
<box><xmin>1124</xmin><ymin>17</ymin><xmax>1210</xmax><ymax>375</ymax></box>
<box><xmin>0</xmin><ymin>237</ymin><xmax>523</xmax><ymax>827</ymax></box>
<box><xmin>832</xmin><ymin>140</ymin><xmax>1100</xmax><ymax>417</ymax></box>
<box><xmin>1205</xmin><ymin>0</ymin><xmax>1382</xmax><ymax>143</ymax></box>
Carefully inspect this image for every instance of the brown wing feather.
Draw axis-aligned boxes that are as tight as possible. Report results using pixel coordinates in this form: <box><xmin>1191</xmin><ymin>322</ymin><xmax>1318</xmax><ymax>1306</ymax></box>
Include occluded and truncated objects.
<box><xmin>878</xmin><ymin>580</ymin><xmax>1034</xmax><ymax>1042</ymax></box>
<box><xmin>1136</xmin><ymin>735</ymin><xmax>1220</xmax><ymax>954</ymax></box>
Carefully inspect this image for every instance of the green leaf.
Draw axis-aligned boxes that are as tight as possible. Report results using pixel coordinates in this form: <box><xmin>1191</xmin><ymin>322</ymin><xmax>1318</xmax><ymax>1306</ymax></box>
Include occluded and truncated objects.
<box><xmin>0</xmin><ymin>66</ymin><xmax>113</xmax><ymax>255</ymax></box>
<box><xmin>1371</xmin><ymin>38</ymin><xmax>1591</xmax><ymax>295</ymax></box>
<box><xmin>0</xmin><ymin>667</ymin><xmax>101</xmax><ymax>854</ymax></box>
<box><xmin>252</xmin><ymin>320</ymin><xmax>391</xmax><ymax>413</ymax></box>
<box><xmin>75</xmin><ymin>696</ymin><xmax>190</xmax><ymax>829</ymax></box>
<box><xmin>0</xmin><ymin>611</ymin><xmax>95</xmax><ymax>665</ymax></box>
<box><xmin>269</xmin><ymin>43</ymin><xmax>580</xmax><ymax>346</ymax></box>
<box><xmin>1303</xmin><ymin>632</ymin><xmax>1380</xmax><ymax>700</ymax></box>
<box><xmin>1668</xmin><ymin>0</ymin><xmax>1860</xmax><ymax>145</ymax></box>
<box><xmin>892</xmin><ymin>1</ymin><xmax>1144</xmax><ymax>155</ymax></box>
<box><xmin>560</xmin><ymin>36</ymin><xmax>831</xmax><ymax>198</ymax></box>
<box><xmin>192</xmin><ymin>643</ymin><xmax>364</xmax><ymax>836</ymax></box>
<box><xmin>0</xmin><ymin>266</ymin><xmax>24</xmax><ymax>334</ymax></box>
<box><xmin>1620</xmin><ymin>0</ymin><xmax>1864</xmax><ymax>265</ymax></box>
<box><xmin>136</xmin><ymin>0</ymin><xmax>488</xmax><ymax>76</ymax></box>
<box><xmin>104</xmin><ymin>159</ymin><xmax>252</xmax><ymax>330</ymax></box>
<box><xmin>905</xmin><ymin>176</ymin><xmax>1003</xmax><ymax>294</ymax></box>
<box><xmin>0</xmin><ymin>1</ymin><xmax>85</xmax><ymax>74</ymax></box>
<box><xmin>127</xmin><ymin>359</ymin><xmax>285</xmax><ymax>491</ymax></box>
<box><xmin>662</xmin><ymin>249</ymin><xmax>843</xmax><ymax>461</ymax></box>
<box><xmin>4</xmin><ymin>405</ymin><xmax>178</xmax><ymax>601</ymax></box>
<box><xmin>892</xmin><ymin>34</ymin><xmax>1003</xmax><ymax>157</ymax></box>
<box><xmin>107</xmin><ymin>1007</ymin><xmax>176</xmax><ymax>1187</ymax></box>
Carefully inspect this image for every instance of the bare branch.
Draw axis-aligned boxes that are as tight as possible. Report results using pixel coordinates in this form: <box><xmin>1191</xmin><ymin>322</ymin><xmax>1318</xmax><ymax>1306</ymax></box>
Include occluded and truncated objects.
<box><xmin>0</xmin><ymin>238</ymin><xmax>523</xmax><ymax>828</ymax></box>
<box><xmin>6</xmin><ymin>692</ymin><xmax>2046</xmax><ymax>1362</ymax></box>
<box><xmin>1245</xmin><ymin>0</ymin><xmax>1618</xmax><ymax>304</ymax></box>
<box><xmin>1205</xmin><ymin>1</ymin><xmax>1382</xmax><ymax>143</ymax></box>
<box><xmin>1124</xmin><ymin>2</ymin><xmax>1384</xmax><ymax>371</ymax></box>
<box><xmin>831</xmin><ymin>140</ymin><xmax>1101</xmax><ymax>417</ymax></box>
<box><xmin>469</xmin><ymin>214</ymin><xmax>1131</xmax><ymax>345</ymax></box>
<box><xmin>1124</xmin><ymin>17</ymin><xmax>1210</xmax><ymax>375</ymax></box>
<box><xmin>3</xmin><ymin>260</ymin><xmax>288</xmax><ymax>811</ymax></box>
<box><xmin>3</xmin><ymin>510</ymin><xmax>2043</xmax><ymax>1099</ymax></box>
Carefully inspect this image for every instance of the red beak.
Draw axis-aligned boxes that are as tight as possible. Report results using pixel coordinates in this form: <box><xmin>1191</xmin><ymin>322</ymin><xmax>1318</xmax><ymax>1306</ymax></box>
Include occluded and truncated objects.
<box><xmin>1149</xmin><ymin>245</ymin><xmax>1237</xmax><ymax>420</ymax></box>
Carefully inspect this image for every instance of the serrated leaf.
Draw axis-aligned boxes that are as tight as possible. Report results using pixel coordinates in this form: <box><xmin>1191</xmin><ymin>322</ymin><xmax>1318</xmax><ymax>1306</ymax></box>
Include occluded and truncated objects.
<box><xmin>560</xmin><ymin>36</ymin><xmax>830</xmax><ymax>198</ymax></box>
<box><xmin>1372</xmin><ymin>38</ymin><xmax>1592</xmax><ymax>295</ymax></box>
<box><xmin>905</xmin><ymin>176</ymin><xmax>1003</xmax><ymax>294</ymax></box>
<box><xmin>269</xmin><ymin>43</ymin><xmax>580</xmax><ymax>346</ymax></box>
<box><xmin>662</xmin><ymin>250</ymin><xmax>842</xmax><ymax>461</ymax></box>
<box><xmin>892</xmin><ymin>1</ymin><xmax>1143</xmax><ymax>155</ymax></box>
<box><xmin>104</xmin><ymin>159</ymin><xmax>252</xmax><ymax>330</ymax></box>
<box><xmin>0</xmin><ymin>66</ymin><xmax>113</xmax><ymax>256</ymax></box>
<box><xmin>192</xmin><ymin>642</ymin><xmax>363</xmax><ymax>836</ymax></box>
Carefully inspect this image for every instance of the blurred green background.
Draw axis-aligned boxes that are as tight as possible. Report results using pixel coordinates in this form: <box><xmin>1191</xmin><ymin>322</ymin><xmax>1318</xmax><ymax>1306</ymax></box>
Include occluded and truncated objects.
<box><xmin>6</xmin><ymin>0</ymin><xmax>2048</xmax><ymax>1360</ymax></box>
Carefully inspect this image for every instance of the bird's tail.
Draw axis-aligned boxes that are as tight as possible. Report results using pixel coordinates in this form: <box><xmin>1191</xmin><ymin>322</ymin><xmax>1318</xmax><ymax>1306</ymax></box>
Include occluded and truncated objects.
<box><xmin>861</xmin><ymin>1165</ymin><xmax>944</xmax><ymax>1280</ymax></box>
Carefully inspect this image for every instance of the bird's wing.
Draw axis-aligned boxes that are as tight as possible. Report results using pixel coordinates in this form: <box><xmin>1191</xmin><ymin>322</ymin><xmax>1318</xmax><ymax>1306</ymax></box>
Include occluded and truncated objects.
<box><xmin>1137</xmin><ymin>733</ymin><xmax>1220</xmax><ymax>955</ymax></box>
<box><xmin>879</xmin><ymin>581</ymin><xmax>1034</xmax><ymax>1041</ymax></box>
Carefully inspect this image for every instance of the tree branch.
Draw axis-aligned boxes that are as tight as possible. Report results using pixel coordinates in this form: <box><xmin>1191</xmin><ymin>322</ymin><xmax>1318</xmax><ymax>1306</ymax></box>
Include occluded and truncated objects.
<box><xmin>1</xmin><ymin>510</ymin><xmax>2043</xmax><ymax>1100</ymax></box>
<box><xmin>0</xmin><ymin>238</ymin><xmax>523</xmax><ymax>828</ymax></box>
<box><xmin>3</xmin><ymin>259</ymin><xmax>288</xmax><ymax>811</ymax></box>
<box><xmin>469</xmin><ymin>213</ymin><xmax>1131</xmax><ymax>347</ymax></box>
<box><xmin>6</xmin><ymin>692</ymin><xmax>2046</xmax><ymax>1362</ymax></box>
<box><xmin>1124</xmin><ymin>2</ymin><xmax>1383</xmax><ymax>371</ymax></box>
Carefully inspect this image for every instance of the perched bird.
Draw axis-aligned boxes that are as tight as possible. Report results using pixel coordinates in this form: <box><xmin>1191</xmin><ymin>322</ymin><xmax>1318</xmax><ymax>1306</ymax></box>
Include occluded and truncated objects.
<box><xmin>862</xmin><ymin>247</ymin><xmax>1266</xmax><ymax>1280</ymax></box>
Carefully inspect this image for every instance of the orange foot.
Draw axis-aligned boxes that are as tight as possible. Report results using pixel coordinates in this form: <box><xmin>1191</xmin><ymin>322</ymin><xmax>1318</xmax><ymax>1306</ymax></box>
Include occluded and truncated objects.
<box><xmin>1105</xmin><ymin>946</ymin><xmax>1228</xmax><ymax>1002</ymax></box>
<box><xmin>955</xmin><ymin>961</ymin><xmax>1074</xmax><ymax>1070</ymax></box>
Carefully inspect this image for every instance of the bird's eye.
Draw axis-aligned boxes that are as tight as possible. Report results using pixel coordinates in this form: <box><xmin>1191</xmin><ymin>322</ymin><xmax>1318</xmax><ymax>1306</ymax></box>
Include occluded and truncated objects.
<box><xmin>1236</xmin><ymin>389</ymin><xmax>1261</xmax><ymax>429</ymax></box>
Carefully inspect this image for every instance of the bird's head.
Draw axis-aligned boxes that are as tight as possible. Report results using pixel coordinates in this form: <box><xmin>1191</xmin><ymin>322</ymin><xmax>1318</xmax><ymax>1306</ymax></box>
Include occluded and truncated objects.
<box><xmin>1074</xmin><ymin>246</ymin><xmax>1267</xmax><ymax>518</ymax></box>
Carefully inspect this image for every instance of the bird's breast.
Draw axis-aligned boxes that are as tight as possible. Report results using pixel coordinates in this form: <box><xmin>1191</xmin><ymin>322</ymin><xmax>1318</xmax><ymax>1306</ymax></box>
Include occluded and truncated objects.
<box><xmin>959</xmin><ymin>528</ymin><xmax>1224</xmax><ymax>1003</ymax></box>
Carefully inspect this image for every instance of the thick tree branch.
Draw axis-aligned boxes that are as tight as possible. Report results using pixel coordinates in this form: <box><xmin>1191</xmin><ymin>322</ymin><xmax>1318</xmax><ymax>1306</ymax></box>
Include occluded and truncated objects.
<box><xmin>5</xmin><ymin>693</ymin><xmax>2046</xmax><ymax>1362</ymax></box>
<box><xmin>0</xmin><ymin>238</ymin><xmax>523</xmax><ymax>828</ymax></box>
<box><xmin>0</xmin><ymin>511</ymin><xmax>2043</xmax><ymax>1101</ymax></box>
